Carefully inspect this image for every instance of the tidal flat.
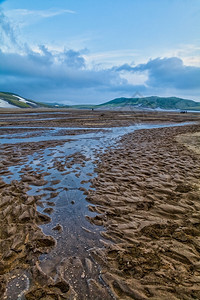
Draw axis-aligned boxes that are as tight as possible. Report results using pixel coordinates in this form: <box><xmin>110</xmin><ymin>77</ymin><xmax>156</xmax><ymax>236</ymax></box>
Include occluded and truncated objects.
<box><xmin>0</xmin><ymin>109</ymin><xmax>200</xmax><ymax>299</ymax></box>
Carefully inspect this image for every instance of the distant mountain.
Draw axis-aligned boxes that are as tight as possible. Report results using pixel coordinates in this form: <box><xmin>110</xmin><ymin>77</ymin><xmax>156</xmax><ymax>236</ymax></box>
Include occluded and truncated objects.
<box><xmin>98</xmin><ymin>96</ymin><xmax>200</xmax><ymax>111</ymax></box>
<box><xmin>1</xmin><ymin>92</ymin><xmax>200</xmax><ymax>111</ymax></box>
<box><xmin>0</xmin><ymin>92</ymin><xmax>65</xmax><ymax>109</ymax></box>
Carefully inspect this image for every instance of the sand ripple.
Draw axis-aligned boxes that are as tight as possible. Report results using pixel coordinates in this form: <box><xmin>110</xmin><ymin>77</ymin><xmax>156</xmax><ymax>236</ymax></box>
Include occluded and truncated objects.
<box><xmin>87</xmin><ymin>125</ymin><xmax>200</xmax><ymax>299</ymax></box>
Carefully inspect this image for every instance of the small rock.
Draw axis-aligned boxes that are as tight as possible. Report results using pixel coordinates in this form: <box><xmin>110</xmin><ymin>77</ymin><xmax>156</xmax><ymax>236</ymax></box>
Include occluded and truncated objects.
<box><xmin>52</xmin><ymin>224</ymin><xmax>63</xmax><ymax>232</ymax></box>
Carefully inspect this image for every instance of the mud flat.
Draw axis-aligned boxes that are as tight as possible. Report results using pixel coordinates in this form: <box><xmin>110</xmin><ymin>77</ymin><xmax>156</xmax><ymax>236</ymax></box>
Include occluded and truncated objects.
<box><xmin>0</xmin><ymin>109</ymin><xmax>200</xmax><ymax>128</ymax></box>
<box><xmin>87</xmin><ymin>124</ymin><xmax>200</xmax><ymax>300</ymax></box>
<box><xmin>1</xmin><ymin>110</ymin><xmax>200</xmax><ymax>299</ymax></box>
<box><xmin>0</xmin><ymin>141</ymin><xmax>112</xmax><ymax>299</ymax></box>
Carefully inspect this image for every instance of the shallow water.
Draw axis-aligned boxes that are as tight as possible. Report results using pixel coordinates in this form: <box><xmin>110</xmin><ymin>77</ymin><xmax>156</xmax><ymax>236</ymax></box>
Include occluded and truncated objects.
<box><xmin>0</xmin><ymin>122</ymin><xmax>192</xmax><ymax>144</ymax></box>
<box><xmin>0</xmin><ymin>122</ymin><xmax>194</xmax><ymax>243</ymax></box>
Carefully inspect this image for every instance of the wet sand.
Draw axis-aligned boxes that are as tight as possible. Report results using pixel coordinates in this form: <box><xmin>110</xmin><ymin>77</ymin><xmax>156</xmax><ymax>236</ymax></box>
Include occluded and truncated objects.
<box><xmin>87</xmin><ymin>124</ymin><xmax>200</xmax><ymax>300</ymax></box>
<box><xmin>0</xmin><ymin>179</ymin><xmax>57</xmax><ymax>298</ymax></box>
<box><xmin>0</xmin><ymin>109</ymin><xmax>200</xmax><ymax>299</ymax></box>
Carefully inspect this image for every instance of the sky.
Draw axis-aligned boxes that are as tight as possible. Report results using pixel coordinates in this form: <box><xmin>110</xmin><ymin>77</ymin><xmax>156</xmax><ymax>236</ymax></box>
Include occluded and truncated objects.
<box><xmin>0</xmin><ymin>0</ymin><xmax>200</xmax><ymax>104</ymax></box>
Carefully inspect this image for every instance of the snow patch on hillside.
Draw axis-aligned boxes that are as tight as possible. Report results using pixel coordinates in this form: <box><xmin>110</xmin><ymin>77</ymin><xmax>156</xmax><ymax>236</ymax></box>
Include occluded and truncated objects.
<box><xmin>12</xmin><ymin>95</ymin><xmax>37</xmax><ymax>106</ymax></box>
<box><xmin>0</xmin><ymin>99</ymin><xmax>19</xmax><ymax>108</ymax></box>
<box><xmin>13</xmin><ymin>95</ymin><xmax>26</xmax><ymax>102</ymax></box>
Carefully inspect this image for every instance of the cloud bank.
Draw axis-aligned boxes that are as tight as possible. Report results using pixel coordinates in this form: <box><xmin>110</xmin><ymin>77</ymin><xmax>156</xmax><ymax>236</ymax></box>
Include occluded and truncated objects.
<box><xmin>115</xmin><ymin>57</ymin><xmax>200</xmax><ymax>90</ymax></box>
<box><xmin>0</xmin><ymin>47</ymin><xmax>131</xmax><ymax>103</ymax></box>
<box><xmin>1</xmin><ymin>46</ymin><xmax>200</xmax><ymax>104</ymax></box>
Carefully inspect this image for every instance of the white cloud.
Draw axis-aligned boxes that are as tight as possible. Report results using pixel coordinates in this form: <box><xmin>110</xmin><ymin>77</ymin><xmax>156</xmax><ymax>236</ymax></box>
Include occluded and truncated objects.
<box><xmin>158</xmin><ymin>44</ymin><xmax>200</xmax><ymax>67</ymax></box>
<box><xmin>85</xmin><ymin>44</ymin><xmax>200</xmax><ymax>70</ymax></box>
<box><xmin>120</xmin><ymin>70</ymin><xmax>149</xmax><ymax>86</ymax></box>
<box><xmin>6</xmin><ymin>8</ymin><xmax>76</xmax><ymax>18</ymax></box>
<box><xmin>4</xmin><ymin>8</ymin><xmax>76</xmax><ymax>28</ymax></box>
<box><xmin>85</xmin><ymin>50</ymin><xmax>139</xmax><ymax>69</ymax></box>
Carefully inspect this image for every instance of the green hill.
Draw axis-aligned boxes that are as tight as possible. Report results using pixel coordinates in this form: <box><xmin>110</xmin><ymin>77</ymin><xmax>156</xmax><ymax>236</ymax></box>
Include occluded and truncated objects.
<box><xmin>1</xmin><ymin>92</ymin><xmax>200</xmax><ymax>111</ymax></box>
<box><xmin>98</xmin><ymin>96</ymin><xmax>200</xmax><ymax>111</ymax></box>
<box><xmin>0</xmin><ymin>92</ymin><xmax>65</xmax><ymax>109</ymax></box>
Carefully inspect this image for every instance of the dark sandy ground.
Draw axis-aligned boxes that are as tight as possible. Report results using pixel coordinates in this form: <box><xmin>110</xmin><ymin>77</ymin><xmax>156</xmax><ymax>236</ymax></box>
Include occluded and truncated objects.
<box><xmin>87</xmin><ymin>124</ymin><xmax>200</xmax><ymax>300</ymax></box>
<box><xmin>0</xmin><ymin>109</ymin><xmax>200</xmax><ymax>299</ymax></box>
<box><xmin>0</xmin><ymin>108</ymin><xmax>200</xmax><ymax>128</ymax></box>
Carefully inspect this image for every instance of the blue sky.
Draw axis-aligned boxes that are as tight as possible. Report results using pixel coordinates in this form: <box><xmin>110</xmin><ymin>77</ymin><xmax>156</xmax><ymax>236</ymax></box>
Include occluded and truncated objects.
<box><xmin>0</xmin><ymin>0</ymin><xmax>200</xmax><ymax>104</ymax></box>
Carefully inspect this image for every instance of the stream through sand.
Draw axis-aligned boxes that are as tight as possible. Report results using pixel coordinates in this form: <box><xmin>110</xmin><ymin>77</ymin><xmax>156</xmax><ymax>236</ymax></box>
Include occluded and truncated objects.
<box><xmin>0</xmin><ymin>121</ymin><xmax>194</xmax><ymax>299</ymax></box>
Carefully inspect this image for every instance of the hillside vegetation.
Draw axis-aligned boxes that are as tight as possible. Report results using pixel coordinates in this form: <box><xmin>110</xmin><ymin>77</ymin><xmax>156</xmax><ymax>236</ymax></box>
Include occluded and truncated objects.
<box><xmin>0</xmin><ymin>92</ymin><xmax>62</xmax><ymax>108</ymax></box>
<box><xmin>99</xmin><ymin>96</ymin><xmax>200</xmax><ymax>110</ymax></box>
<box><xmin>1</xmin><ymin>92</ymin><xmax>200</xmax><ymax>111</ymax></box>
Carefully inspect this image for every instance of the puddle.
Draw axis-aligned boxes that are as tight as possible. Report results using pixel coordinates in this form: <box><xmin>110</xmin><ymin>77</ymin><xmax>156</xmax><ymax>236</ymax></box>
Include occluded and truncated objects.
<box><xmin>5</xmin><ymin>271</ymin><xmax>30</xmax><ymax>300</ymax></box>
